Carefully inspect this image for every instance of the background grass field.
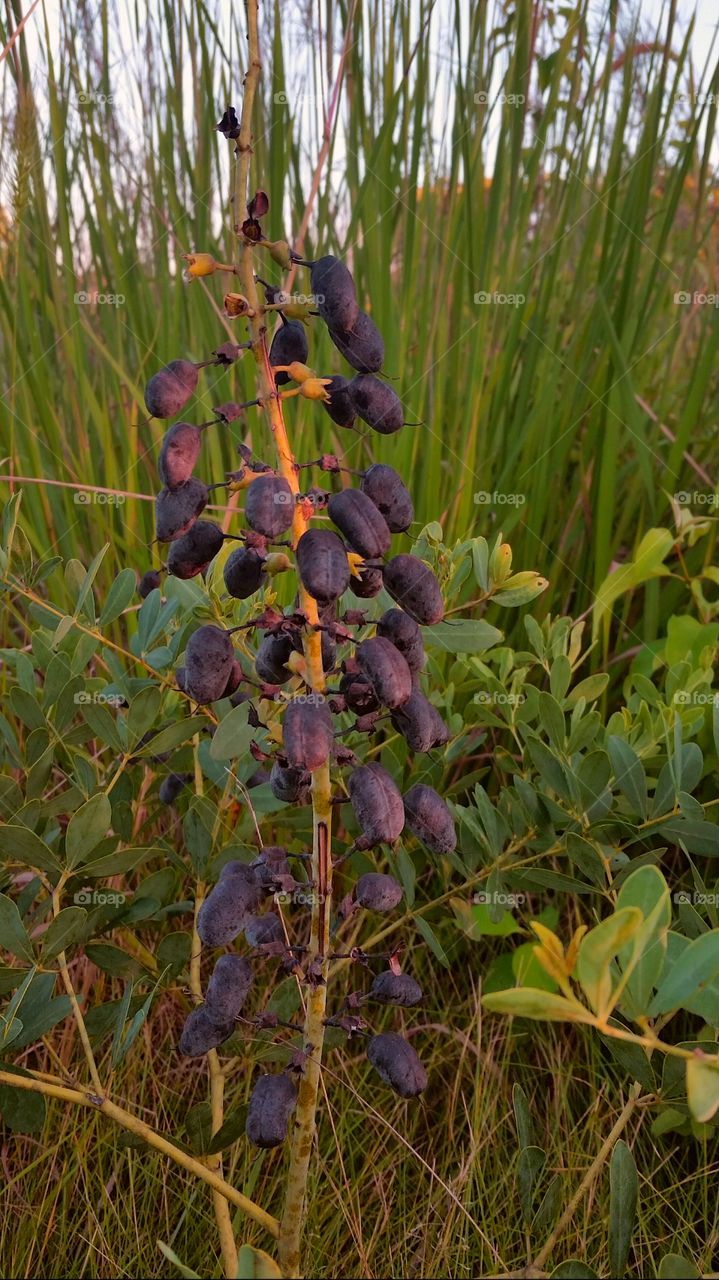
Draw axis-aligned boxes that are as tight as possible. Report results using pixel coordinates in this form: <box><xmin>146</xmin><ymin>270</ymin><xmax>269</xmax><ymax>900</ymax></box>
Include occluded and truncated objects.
<box><xmin>2</xmin><ymin>0</ymin><xmax>719</xmax><ymax>1276</ymax></box>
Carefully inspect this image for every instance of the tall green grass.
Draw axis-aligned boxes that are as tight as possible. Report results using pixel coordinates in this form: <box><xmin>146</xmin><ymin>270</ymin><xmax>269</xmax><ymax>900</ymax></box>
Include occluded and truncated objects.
<box><xmin>1</xmin><ymin>0</ymin><xmax>717</xmax><ymax>644</ymax></box>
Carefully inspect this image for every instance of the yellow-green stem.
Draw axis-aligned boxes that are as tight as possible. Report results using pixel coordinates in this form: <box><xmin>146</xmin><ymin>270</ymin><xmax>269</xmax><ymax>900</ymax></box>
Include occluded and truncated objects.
<box><xmin>233</xmin><ymin>5</ymin><xmax>331</xmax><ymax>1271</ymax></box>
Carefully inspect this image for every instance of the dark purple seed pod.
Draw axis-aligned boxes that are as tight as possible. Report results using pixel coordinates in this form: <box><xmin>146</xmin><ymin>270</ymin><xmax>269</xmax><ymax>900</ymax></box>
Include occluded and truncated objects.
<box><xmin>179</xmin><ymin>1006</ymin><xmax>234</xmax><ymax>1057</ymax></box>
<box><xmin>205</xmin><ymin>954</ymin><xmax>253</xmax><ymax>1023</ymax></box>
<box><xmin>348</xmin><ymin>373</ymin><xmax>402</xmax><ymax>432</ymax></box>
<box><xmin>361</xmin><ymin>464</ymin><xmax>413</xmax><ymax>533</ymax></box>
<box><xmin>197</xmin><ymin>865</ymin><xmax>264</xmax><ymax>946</ymax></box>
<box><xmin>159</xmin><ymin>771</ymin><xmax>192</xmax><ymax>805</ymax></box>
<box><xmin>283</xmin><ymin>697</ymin><xmax>335</xmax><ymax>771</ymax></box>
<box><xmin>224</xmin><ymin>545</ymin><xmax>266</xmax><ymax>599</ymax></box>
<box><xmin>269</xmin><ymin>760</ymin><xmax>312</xmax><ymax>804</ymax></box>
<box><xmin>139</xmin><ymin>569</ymin><xmax>161</xmax><ymax>598</ymax></box>
<box><xmin>310</xmin><ymin>255</ymin><xmax>359</xmax><ymax>331</ymax></box>
<box><xmin>251</xmin><ymin>845</ymin><xmax>291</xmax><ymax>888</ymax></box>
<box><xmin>175</xmin><ymin>666</ymin><xmax>187</xmax><ymax>691</ymax></box>
<box><xmin>247</xmin><ymin>767</ymin><xmax>270</xmax><ymax>787</ymax></box>
<box><xmin>339</xmin><ymin>671</ymin><xmax>380</xmax><ymax>715</ymax></box>
<box><xmin>330</xmin><ymin>312</ymin><xmax>384</xmax><ymax>373</ymax></box>
<box><xmin>369</xmin><ymin>971</ymin><xmax>423</xmax><ymax>1007</ymax></box>
<box><xmin>255</xmin><ymin>633</ymin><xmax>294</xmax><ymax>684</ymax></box>
<box><xmin>296</xmin><ymin>529</ymin><xmax>350</xmax><ymax>604</ymax></box>
<box><xmin>185</xmin><ymin>625</ymin><xmax>235</xmax><ymax>704</ymax></box>
<box><xmin>327</xmin><ymin>488</ymin><xmax>391</xmax><ymax>559</ymax></box>
<box><xmin>269</xmin><ymin>319</ymin><xmax>309</xmax><ymax>385</ymax></box>
<box><xmin>167</xmin><ymin>520</ymin><xmax>225</xmax><ymax>579</ymax></box>
<box><xmin>376</xmin><ymin>609</ymin><xmax>425</xmax><ymax>673</ymax></box>
<box><xmin>321</xmin><ymin>375</ymin><xmax>356</xmax><ymax>429</ymax></box>
<box><xmin>350</xmin><ymin>564</ymin><xmax>384</xmax><ymax>599</ymax></box>
<box><xmin>244</xmin><ymin>913</ymin><xmax>285</xmax><ymax>947</ymax></box>
<box><xmin>403</xmin><ymin>782</ymin><xmax>456</xmax><ymax>855</ymax></box>
<box><xmin>246</xmin><ymin>1072</ymin><xmax>298</xmax><ymax>1148</ymax></box>
<box><xmin>145</xmin><ymin>359</ymin><xmax>198</xmax><ymax>419</ymax></box>
<box><xmin>155</xmin><ymin>479</ymin><xmax>208</xmax><ymax>542</ymax></box>
<box><xmin>367</xmin><ymin>1032</ymin><xmax>427</xmax><ymax>1097</ymax></box>
<box><xmin>158</xmin><ymin>422</ymin><xmax>203</xmax><ymax>490</ymax></box>
<box><xmin>222</xmin><ymin>659</ymin><xmax>244</xmax><ymax>699</ymax></box>
<box><xmin>356</xmin><ymin>636</ymin><xmax>412</xmax><ymax>709</ymax></box>
<box><xmin>348</xmin><ymin>763</ymin><xmax>405</xmax><ymax>846</ymax></box>
<box><xmin>383</xmin><ymin>554</ymin><xmax>444</xmax><ymax>625</ymax></box>
<box><xmin>245</xmin><ymin>474</ymin><xmax>295</xmax><ymax>537</ymax></box>
<box><xmin>390</xmin><ymin>688</ymin><xmax>449</xmax><ymax>752</ymax></box>
<box><xmin>356</xmin><ymin>872</ymin><xmax>403</xmax><ymax>912</ymax></box>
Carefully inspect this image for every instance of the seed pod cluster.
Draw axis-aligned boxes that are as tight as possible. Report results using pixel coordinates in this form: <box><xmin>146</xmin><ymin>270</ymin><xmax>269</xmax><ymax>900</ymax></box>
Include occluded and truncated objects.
<box><xmin>152</xmin><ymin>232</ymin><xmax>455</xmax><ymax>1123</ymax></box>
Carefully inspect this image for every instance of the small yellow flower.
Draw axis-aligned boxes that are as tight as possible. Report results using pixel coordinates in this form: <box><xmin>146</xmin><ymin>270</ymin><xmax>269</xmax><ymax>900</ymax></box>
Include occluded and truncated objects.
<box><xmin>265</xmin><ymin>552</ymin><xmax>293</xmax><ymax>576</ymax></box>
<box><xmin>347</xmin><ymin>551</ymin><xmax>366</xmax><ymax>579</ymax></box>
<box><xmin>299</xmin><ymin>377</ymin><xmax>332</xmax><ymax>402</ymax></box>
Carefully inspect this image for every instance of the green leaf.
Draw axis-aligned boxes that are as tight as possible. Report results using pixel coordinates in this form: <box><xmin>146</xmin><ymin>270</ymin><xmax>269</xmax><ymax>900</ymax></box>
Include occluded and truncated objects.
<box><xmin>236</xmin><ymin>1244</ymin><xmax>283</xmax><ymax>1279</ymax></box>
<box><xmin>41</xmin><ymin>907</ymin><xmax>88</xmax><ymax>961</ymax></box>
<box><xmin>80</xmin><ymin>846</ymin><xmax>162</xmax><ymax>877</ymax></box>
<box><xmin>0</xmin><ymin>893</ymin><xmax>34</xmax><ymax>962</ymax></box>
<box><xmin>65</xmin><ymin>793</ymin><xmax>112</xmax><ymax>869</ymax></box>
<box><xmin>412</xmin><ymin>915</ymin><xmax>450</xmax><ymax>968</ymax></box>
<box><xmin>85</xmin><ymin>942</ymin><xmax>142</xmax><ymax>978</ymax></box>
<box><xmin>210</xmin><ymin>703</ymin><xmax>254</xmax><ymax>761</ymax></box>
<box><xmin>136</xmin><ymin>717</ymin><xmax>209</xmax><ymax>756</ymax></box>
<box><xmin>185</xmin><ymin>1101</ymin><xmax>213</xmax><ymax>1155</ymax></box>
<box><xmin>99</xmin><ymin>568</ymin><xmax>137</xmax><ymax>626</ymax></box>
<box><xmin>593</xmin><ymin>528</ymin><xmax>673</xmax><ymax>640</ymax></box>
<box><xmin>423</xmin><ymin>619</ymin><xmax>502</xmax><ymax>654</ymax></box>
<box><xmin>531</xmin><ymin>1172</ymin><xmax>563</xmax><ymax>1235</ymax></box>
<box><xmin>156</xmin><ymin>932</ymin><xmax>192</xmax><ymax>980</ymax></box>
<box><xmin>686</xmin><ymin>1056</ymin><xmax>719</xmax><ymax>1123</ymax></box>
<box><xmin>550</xmin><ymin>1265</ymin><xmax>598</xmax><ymax>1279</ymax></box>
<box><xmin>608</xmin><ymin>1140</ymin><xmax>638</xmax><ymax>1278</ymax></box>
<box><xmin>8</xmin><ymin>973</ymin><xmax>72</xmax><ymax>1048</ymax></box>
<box><xmin>517</xmin><ymin>1145</ymin><xmax>546</xmax><ymax>1225</ymax></box>
<box><xmin>657</xmin><ymin>1254</ymin><xmax>700</xmax><ymax>1278</ymax></box>
<box><xmin>607</xmin><ymin>736</ymin><xmax>647</xmax><ymax>819</ymax></box>
<box><xmin>156</xmin><ymin>1241</ymin><xmax>201</xmax><ymax>1279</ymax></box>
<box><xmin>0</xmin><ymin>825</ymin><xmax>61</xmax><ymax>875</ymax></box>
<box><xmin>128</xmin><ymin>686</ymin><xmax>162</xmax><ymax>744</ymax></box>
<box><xmin>614</xmin><ymin>866</ymin><xmax>671</xmax><ymax>1016</ymax></box>
<box><xmin>512</xmin><ymin>1083</ymin><xmax>534</xmax><ymax>1149</ymax></box>
<box><xmin>649</xmin><ymin>930</ymin><xmax>719</xmax><ymax>1016</ymax></box>
<box><xmin>482</xmin><ymin>988</ymin><xmax>593</xmax><ymax>1022</ymax></box>
<box><xmin>205</xmin><ymin>1106</ymin><xmax>248</xmax><ymax>1154</ymax></box>
<box><xmin>658</xmin><ymin>817</ymin><xmax>719</xmax><ymax>857</ymax></box>
<box><xmin>492</xmin><ymin>571</ymin><xmax>548</xmax><ymax>607</ymax></box>
<box><xmin>72</xmin><ymin>544</ymin><xmax>109</xmax><ymax>617</ymax></box>
<box><xmin>537</xmin><ymin>692</ymin><xmax>565</xmax><ymax>750</ymax></box>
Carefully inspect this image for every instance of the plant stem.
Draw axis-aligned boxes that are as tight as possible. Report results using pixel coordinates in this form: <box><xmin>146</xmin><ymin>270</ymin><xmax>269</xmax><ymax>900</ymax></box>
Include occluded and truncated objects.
<box><xmin>0</xmin><ymin>1067</ymin><xmax>280</xmax><ymax>1237</ymax></box>
<box><xmin>51</xmin><ymin>874</ymin><xmax>105</xmax><ymax>1097</ymax></box>
<box><xmin>232</xmin><ymin>6</ymin><xmax>331</xmax><ymax>1271</ymax></box>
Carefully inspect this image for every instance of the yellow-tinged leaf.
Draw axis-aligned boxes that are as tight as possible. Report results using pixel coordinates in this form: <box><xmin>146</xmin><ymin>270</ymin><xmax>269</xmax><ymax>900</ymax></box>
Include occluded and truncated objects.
<box><xmin>533</xmin><ymin>946</ymin><xmax>570</xmax><ymax>988</ymax></box>
<box><xmin>566</xmin><ymin>925</ymin><xmax>588</xmax><ymax>972</ymax></box>
<box><xmin>576</xmin><ymin>907</ymin><xmax>643</xmax><ymax>1015</ymax></box>
<box><xmin>686</xmin><ymin>1056</ymin><xmax>719</xmax><ymax>1123</ymax></box>
<box><xmin>236</xmin><ymin>1243</ymin><xmax>283</xmax><ymax>1279</ymax></box>
<box><xmin>530</xmin><ymin>922</ymin><xmax>564</xmax><ymax>959</ymax></box>
<box><xmin>482</xmin><ymin>987</ymin><xmax>594</xmax><ymax>1023</ymax></box>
